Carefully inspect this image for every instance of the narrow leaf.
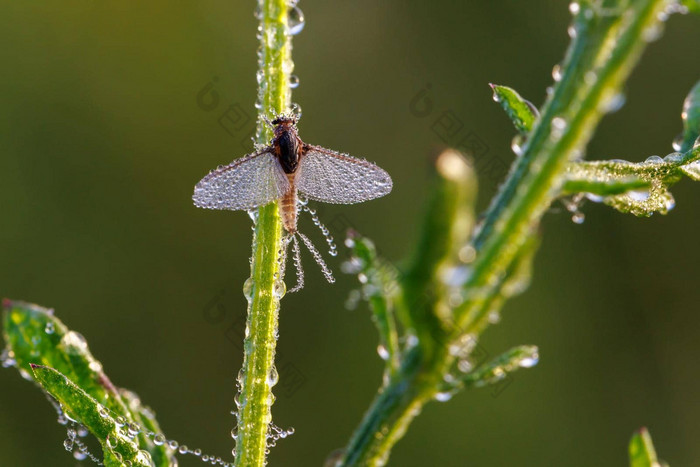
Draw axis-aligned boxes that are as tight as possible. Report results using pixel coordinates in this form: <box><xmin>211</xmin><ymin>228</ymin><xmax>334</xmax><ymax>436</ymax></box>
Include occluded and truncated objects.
<box><xmin>2</xmin><ymin>300</ymin><xmax>170</xmax><ymax>465</ymax></box>
<box><xmin>344</xmin><ymin>232</ymin><xmax>401</xmax><ymax>374</ymax></box>
<box><xmin>459</xmin><ymin>345</ymin><xmax>539</xmax><ymax>388</ymax></box>
<box><xmin>564</xmin><ymin>147</ymin><xmax>700</xmax><ymax>216</ymax></box>
<box><xmin>490</xmin><ymin>84</ymin><xmax>538</xmax><ymax>134</ymax></box>
<box><xmin>675</xmin><ymin>80</ymin><xmax>700</xmax><ymax>153</ymax></box>
<box><xmin>629</xmin><ymin>427</ymin><xmax>667</xmax><ymax>467</ymax></box>
<box><xmin>562</xmin><ymin>177</ymin><xmax>650</xmax><ymax>197</ymax></box>
<box><xmin>31</xmin><ymin>364</ymin><xmax>155</xmax><ymax>467</ymax></box>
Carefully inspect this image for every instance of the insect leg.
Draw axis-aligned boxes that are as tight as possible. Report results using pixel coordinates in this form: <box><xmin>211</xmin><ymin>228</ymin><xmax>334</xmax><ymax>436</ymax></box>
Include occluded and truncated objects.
<box><xmin>288</xmin><ymin>234</ymin><xmax>305</xmax><ymax>293</ymax></box>
<box><xmin>297</xmin><ymin>232</ymin><xmax>336</xmax><ymax>284</ymax></box>
<box><xmin>299</xmin><ymin>200</ymin><xmax>338</xmax><ymax>257</ymax></box>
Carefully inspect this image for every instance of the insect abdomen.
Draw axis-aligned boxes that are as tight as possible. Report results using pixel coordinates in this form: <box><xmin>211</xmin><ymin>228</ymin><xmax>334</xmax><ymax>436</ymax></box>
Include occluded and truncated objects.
<box><xmin>280</xmin><ymin>175</ymin><xmax>298</xmax><ymax>233</ymax></box>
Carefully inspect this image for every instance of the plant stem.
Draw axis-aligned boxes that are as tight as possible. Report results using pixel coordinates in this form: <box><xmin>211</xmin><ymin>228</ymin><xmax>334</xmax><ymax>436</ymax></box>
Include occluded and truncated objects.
<box><xmin>234</xmin><ymin>0</ymin><xmax>292</xmax><ymax>465</ymax></box>
<box><xmin>339</xmin><ymin>1</ymin><xmax>667</xmax><ymax>465</ymax></box>
<box><xmin>338</xmin><ymin>347</ymin><xmax>434</xmax><ymax>467</ymax></box>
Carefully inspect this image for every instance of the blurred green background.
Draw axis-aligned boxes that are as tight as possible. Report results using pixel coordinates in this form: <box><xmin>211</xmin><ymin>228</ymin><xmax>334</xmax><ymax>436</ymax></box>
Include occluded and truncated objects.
<box><xmin>1</xmin><ymin>1</ymin><xmax>699</xmax><ymax>466</ymax></box>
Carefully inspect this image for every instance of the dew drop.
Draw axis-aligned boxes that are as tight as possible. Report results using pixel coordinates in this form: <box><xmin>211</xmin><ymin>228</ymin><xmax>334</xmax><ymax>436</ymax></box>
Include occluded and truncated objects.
<box><xmin>434</xmin><ymin>391</ymin><xmax>453</xmax><ymax>402</ymax></box>
<box><xmin>552</xmin><ymin>117</ymin><xmax>567</xmax><ymax>131</ymax></box>
<box><xmin>569</xmin><ymin>2</ymin><xmax>580</xmax><ymax>14</ymax></box>
<box><xmin>45</xmin><ymin>322</ymin><xmax>55</xmax><ymax>334</ymax></box>
<box><xmin>604</xmin><ymin>92</ymin><xmax>626</xmax><ymax>113</ymax></box>
<box><xmin>672</xmin><ymin>133</ymin><xmax>684</xmax><ymax>152</ymax></box>
<box><xmin>457</xmin><ymin>359</ymin><xmax>473</xmax><ymax>373</ymax></box>
<box><xmin>273</xmin><ymin>280</ymin><xmax>286</xmax><ymax>299</ymax></box>
<box><xmin>89</xmin><ymin>360</ymin><xmax>103</xmax><ymax>373</ymax></box>
<box><xmin>376</xmin><ymin>344</ymin><xmax>390</xmax><ymax>361</ymax></box>
<box><xmin>664</xmin><ymin>196</ymin><xmax>676</xmax><ymax>211</ymax></box>
<box><xmin>267</xmin><ymin>366</ymin><xmax>279</xmax><ymax>387</ymax></box>
<box><xmin>243</xmin><ymin>278</ymin><xmax>254</xmax><ymax>300</ymax></box>
<box><xmin>1</xmin><ymin>348</ymin><xmax>16</xmax><ymax>368</ymax></box>
<box><xmin>289</xmin><ymin>75</ymin><xmax>300</xmax><ymax>89</ymax></box>
<box><xmin>519</xmin><ymin>353</ymin><xmax>540</xmax><ymax>368</ymax></box>
<box><xmin>511</xmin><ymin>135</ymin><xmax>525</xmax><ymax>157</ymax></box>
<box><xmin>63</xmin><ymin>438</ymin><xmax>74</xmax><ymax>451</ymax></box>
<box><xmin>643</xmin><ymin>23</ymin><xmax>663</xmax><ymax>42</ymax></box>
<box><xmin>571</xmin><ymin>212</ymin><xmax>585</xmax><ymax>224</ymax></box>
<box><xmin>458</xmin><ymin>245</ymin><xmax>476</xmax><ymax>264</ymax></box>
<box><xmin>127</xmin><ymin>422</ymin><xmax>140</xmax><ymax>438</ymax></box>
<box><xmin>287</xmin><ymin>6</ymin><xmax>305</xmax><ymax>35</ymax></box>
<box><xmin>106</xmin><ymin>435</ymin><xmax>118</xmax><ymax>449</ymax></box>
<box><xmin>552</xmin><ymin>64</ymin><xmax>562</xmax><ymax>82</ymax></box>
<box><xmin>60</xmin><ymin>331</ymin><xmax>88</xmax><ymax>355</ymax></box>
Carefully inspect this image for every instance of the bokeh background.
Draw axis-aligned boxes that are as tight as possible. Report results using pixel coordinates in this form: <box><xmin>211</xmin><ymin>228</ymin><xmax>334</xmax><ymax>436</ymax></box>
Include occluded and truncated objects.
<box><xmin>1</xmin><ymin>1</ymin><xmax>700</xmax><ymax>466</ymax></box>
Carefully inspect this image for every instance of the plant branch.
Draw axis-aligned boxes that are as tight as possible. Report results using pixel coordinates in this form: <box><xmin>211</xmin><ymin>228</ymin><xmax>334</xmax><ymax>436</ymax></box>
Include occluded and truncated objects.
<box><xmin>337</xmin><ymin>1</ymin><xmax>669</xmax><ymax>465</ymax></box>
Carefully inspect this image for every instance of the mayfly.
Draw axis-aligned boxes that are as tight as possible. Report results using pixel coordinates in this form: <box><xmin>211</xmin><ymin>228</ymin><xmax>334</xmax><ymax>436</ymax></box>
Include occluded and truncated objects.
<box><xmin>193</xmin><ymin>115</ymin><xmax>392</xmax><ymax>292</ymax></box>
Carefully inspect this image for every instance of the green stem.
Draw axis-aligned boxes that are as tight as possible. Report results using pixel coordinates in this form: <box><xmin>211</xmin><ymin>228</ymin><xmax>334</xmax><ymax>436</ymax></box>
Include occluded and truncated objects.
<box><xmin>339</xmin><ymin>1</ymin><xmax>667</xmax><ymax>465</ymax></box>
<box><xmin>338</xmin><ymin>347</ymin><xmax>434</xmax><ymax>467</ymax></box>
<box><xmin>234</xmin><ymin>0</ymin><xmax>292</xmax><ymax>465</ymax></box>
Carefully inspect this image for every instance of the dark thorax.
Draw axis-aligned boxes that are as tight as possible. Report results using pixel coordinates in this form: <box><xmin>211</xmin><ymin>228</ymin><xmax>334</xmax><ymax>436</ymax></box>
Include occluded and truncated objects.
<box><xmin>272</xmin><ymin>119</ymin><xmax>303</xmax><ymax>174</ymax></box>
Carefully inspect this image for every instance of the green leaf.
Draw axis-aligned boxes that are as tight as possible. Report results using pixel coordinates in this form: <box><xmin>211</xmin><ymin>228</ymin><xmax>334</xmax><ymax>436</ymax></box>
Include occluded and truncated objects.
<box><xmin>676</xmin><ymin>80</ymin><xmax>700</xmax><ymax>153</ymax></box>
<box><xmin>458</xmin><ymin>345</ymin><xmax>539</xmax><ymax>389</ymax></box>
<box><xmin>562</xmin><ymin>176</ymin><xmax>650</xmax><ymax>197</ymax></box>
<box><xmin>345</xmin><ymin>232</ymin><xmax>401</xmax><ymax>375</ymax></box>
<box><xmin>2</xmin><ymin>300</ymin><xmax>171</xmax><ymax>466</ymax></box>
<box><xmin>31</xmin><ymin>364</ymin><xmax>155</xmax><ymax>467</ymax></box>
<box><xmin>400</xmin><ymin>149</ymin><xmax>478</xmax><ymax>346</ymax></box>
<box><xmin>629</xmin><ymin>427</ymin><xmax>667</xmax><ymax>467</ymax></box>
<box><xmin>490</xmin><ymin>84</ymin><xmax>538</xmax><ymax>134</ymax></box>
<box><xmin>564</xmin><ymin>147</ymin><xmax>700</xmax><ymax>216</ymax></box>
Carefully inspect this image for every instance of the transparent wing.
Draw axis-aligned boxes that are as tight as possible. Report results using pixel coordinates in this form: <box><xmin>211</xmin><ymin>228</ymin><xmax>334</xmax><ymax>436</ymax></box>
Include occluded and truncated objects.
<box><xmin>296</xmin><ymin>146</ymin><xmax>393</xmax><ymax>204</ymax></box>
<box><xmin>193</xmin><ymin>149</ymin><xmax>290</xmax><ymax>211</ymax></box>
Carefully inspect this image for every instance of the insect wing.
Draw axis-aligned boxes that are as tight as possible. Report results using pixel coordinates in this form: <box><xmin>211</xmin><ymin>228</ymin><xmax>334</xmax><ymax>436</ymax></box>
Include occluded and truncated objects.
<box><xmin>193</xmin><ymin>150</ymin><xmax>290</xmax><ymax>211</ymax></box>
<box><xmin>296</xmin><ymin>146</ymin><xmax>392</xmax><ymax>204</ymax></box>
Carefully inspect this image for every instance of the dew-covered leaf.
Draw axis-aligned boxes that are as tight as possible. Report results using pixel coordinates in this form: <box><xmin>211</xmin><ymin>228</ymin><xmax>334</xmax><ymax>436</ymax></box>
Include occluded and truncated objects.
<box><xmin>2</xmin><ymin>300</ymin><xmax>170</xmax><ymax>466</ymax></box>
<box><xmin>457</xmin><ymin>345</ymin><xmax>539</xmax><ymax>389</ymax></box>
<box><xmin>674</xmin><ymin>80</ymin><xmax>700</xmax><ymax>153</ymax></box>
<box><xmin>629</xmin><ymin>427</ymin><xmax>667</xmax><ymax>467</ymax></box>
<box><xmin>564</xmin><ymin>148</ymin><xmax>700</xmax><ymax>216</ymax></box>
<box><xmin>562</xmin><ymin>177</ymin><xmax>650</xmax><ymax>197</ymax></box>
<box><xmin>31</xmin><ymin>364</ymin><xmax>155</xmax><ymax>467</ymax></box>
<box><xmin>490</xmin><ymin>84</ymin><xmax>538</xmax><ymax>134</ymax></box>
<box><xmin>344</xmin><ymin>232</ymin><xmax>401</xmax><ymax>373</ymax></box>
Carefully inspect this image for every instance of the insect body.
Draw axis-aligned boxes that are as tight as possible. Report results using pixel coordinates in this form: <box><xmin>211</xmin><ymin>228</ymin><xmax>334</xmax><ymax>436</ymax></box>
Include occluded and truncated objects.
<box><xmin>193</xmin><ymin>115</ymin><xmax>393</xmax><ymax>290</ymax></box>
